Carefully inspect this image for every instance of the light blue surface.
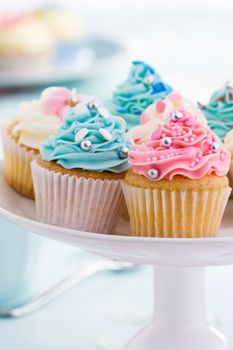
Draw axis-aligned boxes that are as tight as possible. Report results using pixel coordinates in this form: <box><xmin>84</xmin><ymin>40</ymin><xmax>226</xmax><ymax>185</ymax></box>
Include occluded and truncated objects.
<box><xmin>1</xmin><ymin>63</ymin><xmax>233</xmax><ymax>350</ymax></box>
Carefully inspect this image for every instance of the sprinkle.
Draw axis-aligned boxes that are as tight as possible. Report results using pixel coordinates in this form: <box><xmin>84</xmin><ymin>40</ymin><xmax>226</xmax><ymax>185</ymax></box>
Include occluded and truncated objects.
<box><xmin>190</xmin><ymin>161</ymin><xmax>196</xmax><ymax>167</ymax></box>
<box><xmin>99</xmin><ymin>128</ymin><xmax>113</xmax><ymax>141</ymax></box>
<box><xmin>190</xmin><ymin>137</ymin><xmax>195</xmax><ymax>142</ymax></box>
<box><xmin>152</xmin><ymin>157</ymin><xmax>157</xmax><ymax>161</ymax></box>
<box><xmin>160</xmin><ymin>155</ymin><xmax>165</xmax><ymax>160</ymax></box>
<box><xmin>75</xmin><ymin>128</ymin><xmax>89</xmax><ymax>142</ymax></box>
<box><xmin>146</xmin><ymin>157</ymin><xmax>152</xmax><ymax>161</ymax></box>
<box><xmin>220</xmin><ymin>153</ymin><xmax>226</xmax><ymax>161</ymax></box>
<box><xmin>184</xmin><ymin>137</ymin><xmax>189</xmax><ymax>142</ymax></box>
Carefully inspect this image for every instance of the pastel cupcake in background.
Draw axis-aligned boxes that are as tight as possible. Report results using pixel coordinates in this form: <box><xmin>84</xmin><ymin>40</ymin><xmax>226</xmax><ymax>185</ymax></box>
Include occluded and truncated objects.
<box><xmin>108</xmin><ymin>61</ymin><xmax>172</xmax><ymax>130</ymax></box>
<box><xmin>0</xmin><ymin>14</ymin><xmax>55</xmax><ymax>72</ymax></box>
<box><xmin>32</xmin><ymin>7</ymin><xmax>82</xmax><ymax>43</ymax></box>
<box><xmin>2</xmin><ymin>87</ymin><xmax>83</xmax><ymax>199</ymax></box>
<box><xmin>123</xmin><ymin>108</ymin><xmax>231</xmax><ymax>238</ymax></box>
<box><xmin>200</xmin><ymin>83</ymin><xmax>233</xmax><ymax>141</ymax></box>
<box><xmin>128</xmin><ymin>92</ymin><xmax>207</xmax><ymax>144</ymax></box>
<box><xmin>31</xmin><ymin>100</ymin><xmax>131</xmax><ymax>233</ymax></box>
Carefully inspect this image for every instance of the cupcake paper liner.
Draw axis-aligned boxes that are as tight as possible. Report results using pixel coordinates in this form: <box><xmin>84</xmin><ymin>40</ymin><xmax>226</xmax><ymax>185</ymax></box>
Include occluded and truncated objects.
<box><xmin>2</xmin><ymin>129</ymin><xmax>39</xmax><ymax>199</ymax></box>
<box><xmin>122</xmin><ymin>183</ymin><xmax>231</xmax><ymax>238</ymax></box>
<box><xmin>31</xmin><ymin>161</ymin><xmax>125</xmax><ymax>234</ymax></box>
<box><xmin>227</xmin><ymin>160</ymin><xmax>233</xmax><ymax>198</ymax></box>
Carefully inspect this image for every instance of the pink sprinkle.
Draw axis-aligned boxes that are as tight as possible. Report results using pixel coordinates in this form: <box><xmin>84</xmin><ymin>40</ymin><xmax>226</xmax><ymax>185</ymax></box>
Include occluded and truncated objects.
<box><xmin>198</xmin><ymin>152</ymin><xmax>203</xmax><ymax>157</ymax></box>
<box><xmin>195</xmin><ymin>158</ymin><xmax>200</xmax><ymax>162</ymax></box>
<box><xmin>156</xmin><ymin>100</ymin><xmax>166</xmax><ymax>114</ymax></box>
<box><xmin>190</xmin><ymin>161</ymin><xmax>196</xmax><ymax>167</ymax></box>
<box><xmin>141</xmin><ymin>112</ymin><xmax>149</xmax><ymax>124</ymax></box>
<box><xmin>184</xmin><ymin>137</ymin><xmax>189</xmax><ymax>142</ymax></box>
<box><xmin>169</xmin><ymin>93</ymin><xmax>181</xmax><ymax>101</ymax></box>
<box><xmin>146</xmin><ymin>157</ymin><xmax>151</xmax><ymax>161</ymax></box>
<box><xmin>160</xmin><ymin>155</ymin><xmax>165</xmax><ymax>160</ymax></box>
<box><xmin>134</xmin><ymin>138</ymin><xmax>141</xmax><ymax>144</ymax></box>
<box><xmin>152</xmin><ymin>157</ymin><xmax>157</xmax><ymax>161</ymax></box>
<box><xmin>220</xmin><ymin>153</ymin><xmax>225</xmax><ymax>161</ymax></box>
<box><xmin>190</xmin><ymin>137</ymin><xmax>195</xmax><ymax>142</ymax></box>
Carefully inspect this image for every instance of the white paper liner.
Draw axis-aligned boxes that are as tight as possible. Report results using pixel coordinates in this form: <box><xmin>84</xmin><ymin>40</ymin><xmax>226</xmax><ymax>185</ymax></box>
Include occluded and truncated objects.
<box><xmin>2</xmin><ymin>129</ymin><xmax>39</xmax><ymax>198</ymax></box>
<box><xmin>122</xmin><ymin>183</ymin><xmax>231</xmax><ymax>237</ymax></box>
<box><xmin>31</xmin><ymin>161</ymin><xmax>125</xmax><ymax>234</ymax></box>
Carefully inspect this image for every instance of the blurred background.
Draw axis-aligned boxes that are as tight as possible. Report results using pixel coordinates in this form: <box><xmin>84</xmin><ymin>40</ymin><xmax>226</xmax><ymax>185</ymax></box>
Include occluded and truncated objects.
<box><xmin>0</xmin><ymin>1</ymin><xmax>233</xmax><ymax>349</ymax></box>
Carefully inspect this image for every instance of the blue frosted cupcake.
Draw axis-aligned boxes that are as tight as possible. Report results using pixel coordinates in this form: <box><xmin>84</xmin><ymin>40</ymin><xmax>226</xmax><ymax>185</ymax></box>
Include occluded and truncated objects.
<box><xmin>108</xmin><ymin>61</ymin><xmax>173</xmax><ymax>130</ymax></box>
<box><xmin>201</xmin><ymin>83</ymin><xmax>233</xmax><ymax>141</ymax></box>
<box><xmin>31</xmin><ymin>100</ymin><xmax>131</xmax><ymax>233</ymax></box>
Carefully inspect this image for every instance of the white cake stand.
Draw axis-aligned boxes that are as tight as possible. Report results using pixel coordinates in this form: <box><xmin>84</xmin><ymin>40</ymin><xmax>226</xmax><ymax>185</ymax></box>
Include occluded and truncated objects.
<box><xmin>1</xmin><ymin>162</ymin><xmax>233</xmax><ymax>350</ymax></box>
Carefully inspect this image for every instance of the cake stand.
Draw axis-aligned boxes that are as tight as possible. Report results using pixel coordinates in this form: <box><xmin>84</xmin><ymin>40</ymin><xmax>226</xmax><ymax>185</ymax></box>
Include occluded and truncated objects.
<box><xmin>1</xmin><ymin>162</ymin><xmax>233</xmax><ymax>350</ymax></box>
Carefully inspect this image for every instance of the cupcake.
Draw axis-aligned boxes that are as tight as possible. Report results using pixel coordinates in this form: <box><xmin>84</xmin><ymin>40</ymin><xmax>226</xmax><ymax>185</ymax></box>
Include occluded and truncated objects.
<box><xmin>201</xmin><ymin>83</ymin><xmax>233</xmax><ymax>141</ymax></box>
<box><xmin>2</xmin><ymin>87</ymin><xmax>83</xmax><ymax>199</ymax></box>
<box><xmin>108</xmin><ymin>61</ymin><xmax>172</xmax><ymax>130</ymax></box>
<box><xmin>32</xmin><ymin>7</ymin><xmax>81</xmax><ymax>43</ymax></box>
<box><xmin>0</xmin><ymin>14</ymin><xmax>54</xmax><ymax>72</ymax></box>
<box><xmin>128</xmin><ymin>92</ymin><xmax>207</xmax><ymax>144</ymax></box>
<box><xmin>123</xmin><ymin>108</ymin><xmax>231</xmax><ymax>238</ymax></box>
<box><xmin>31</xmin><ymin>100</ymin><xmax>131</xmax><ymax>233</ymax></box>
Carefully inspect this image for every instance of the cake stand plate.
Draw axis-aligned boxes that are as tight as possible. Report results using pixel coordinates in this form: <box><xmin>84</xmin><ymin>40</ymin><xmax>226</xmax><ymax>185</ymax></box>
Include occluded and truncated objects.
<box><xmin>0</xmin><ymin>161</ymin><xmax>233</xmax><ymax>350</ymax></box>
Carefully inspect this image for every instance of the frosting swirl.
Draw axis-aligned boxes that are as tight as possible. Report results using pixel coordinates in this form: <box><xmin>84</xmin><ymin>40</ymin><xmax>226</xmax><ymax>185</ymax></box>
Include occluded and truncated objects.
<box><xmin>108</xmin><ymin>61</ymin><xmax>172</xmax><ymax>130</ymax></box>
<box><xmin>129</xmin><ymin>109</ymin><xmax>230</xmax><ymax>180</ymax></box>
<box><xmin>41</xmin><ymin>101</ymin><xmax>132</xmax><ymax>173</ymax></box>
<box><xmin>128</xmin><ymin>92</ymin><xmax>207</xmax><ymax>144</ymax></box>
<box><xmin>10</xmin><ymin>87</ymin><xmax>84</xmax><ymax>150</ymax></box>
<box><xmin>202</xmin><ymin>83</ymin><xmax>233</xmax><ymax>141</ymax></box>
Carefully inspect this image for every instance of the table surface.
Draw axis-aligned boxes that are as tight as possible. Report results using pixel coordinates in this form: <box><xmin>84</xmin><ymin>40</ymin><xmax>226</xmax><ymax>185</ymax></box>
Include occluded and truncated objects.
<box><xmin>1</xmin><ymin>4</ymin><xmax>233</xmax><ymax>349</ymax></box>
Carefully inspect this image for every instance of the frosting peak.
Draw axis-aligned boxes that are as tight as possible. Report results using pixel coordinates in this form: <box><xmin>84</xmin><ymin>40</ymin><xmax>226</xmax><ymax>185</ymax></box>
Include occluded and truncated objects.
<box><xmin>41</xmin><ymin>100</ymin><xmax>132</xmax><ymax>173</ymax></box>
<box><xmin>202</xmin><ymin>83</ymin><xmax>233</xmax><ymax>141</ymax></box>
<box><xmin>108</xmin><ymin>61</ymin><xmax>172</xmax><ymax>130</ymax></box>
<box><xmin>129</xmin><ymin>110</ymin><xmax>230</xmax><ymax>181</ymax></box>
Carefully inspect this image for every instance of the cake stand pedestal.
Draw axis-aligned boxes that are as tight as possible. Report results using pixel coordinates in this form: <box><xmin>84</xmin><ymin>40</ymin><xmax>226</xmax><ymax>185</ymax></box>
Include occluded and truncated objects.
<box><xmin>0</xmin><ymin>161</ymin><xmax>233</xmax><ymax>350</ymax></box>
<box><xmin>125</xmin><ymin>267</ymin><xmax>231</xmax><ymax>350</ymax></box>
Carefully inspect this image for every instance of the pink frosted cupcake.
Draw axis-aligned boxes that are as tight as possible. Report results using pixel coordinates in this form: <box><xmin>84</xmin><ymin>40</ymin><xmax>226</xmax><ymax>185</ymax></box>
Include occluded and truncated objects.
<box><xmin>123</xmin><ymin>106</ymin><xmax>231</xmax><ymax>237</ymax></box>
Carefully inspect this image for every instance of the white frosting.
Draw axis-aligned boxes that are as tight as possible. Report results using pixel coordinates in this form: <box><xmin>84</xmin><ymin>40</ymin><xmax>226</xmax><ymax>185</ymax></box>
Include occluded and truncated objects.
<box><xmin>11</xmin><ymin>100</ymin><xmax>60</xmax><ymax>150</ymax></box>
<box><xmin>128</xmin><ymin>93</ymin><xmax>207</xmax><ymax>144</ymax></box>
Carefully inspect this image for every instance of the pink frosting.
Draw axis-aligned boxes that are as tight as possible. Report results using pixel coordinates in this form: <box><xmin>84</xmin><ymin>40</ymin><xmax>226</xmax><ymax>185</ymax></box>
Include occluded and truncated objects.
<box><xmin>42</xmin><ymin>87</ymin><xmax>84</xmax><ymax>120</ymax></box>
<box><xmin>0</xmin><ymin>15</ymin><xmax>28</xmax><ymax>29</ymax></box>
<box><xmin>129</xmin><ymin>109</ymin><xmax>231</xmax><ymax>180</ymax></box>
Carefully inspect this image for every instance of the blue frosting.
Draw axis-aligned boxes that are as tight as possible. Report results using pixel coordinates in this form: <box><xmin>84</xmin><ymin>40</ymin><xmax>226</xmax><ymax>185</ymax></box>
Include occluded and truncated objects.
<box><xmin>41</xmin><ymin>101</ymin><xmax>132</xmax><ymax>173</ymax></box>
<box><xmin>203</xmin><ymin>84</ymin><xmax>233</xmax><ymax>141</ymax></box>
<box><xmin>107</xmin><ymin>61</ymin><xmax>173</xmax><ymax>130</ymax></box>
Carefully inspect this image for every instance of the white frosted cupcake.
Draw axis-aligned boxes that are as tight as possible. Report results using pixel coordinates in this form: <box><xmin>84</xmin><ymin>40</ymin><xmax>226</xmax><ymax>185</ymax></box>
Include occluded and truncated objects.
<box><xmin>128</xmin><ymin>92</ymin><xmax>207</xmax><ymax>144</ymax></box>
<box><xmin>2</xmin><ymin>87</ymin><xmax>84</xmax><ymax>198</ymax></box>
